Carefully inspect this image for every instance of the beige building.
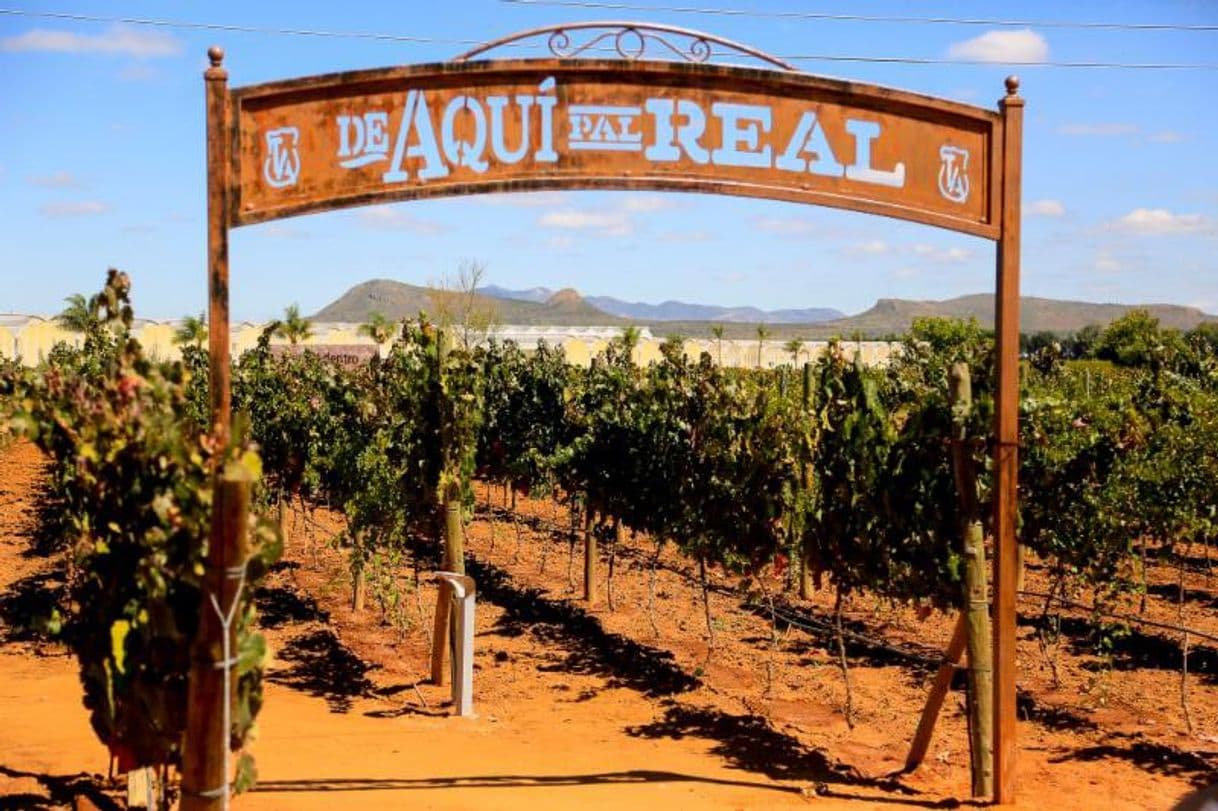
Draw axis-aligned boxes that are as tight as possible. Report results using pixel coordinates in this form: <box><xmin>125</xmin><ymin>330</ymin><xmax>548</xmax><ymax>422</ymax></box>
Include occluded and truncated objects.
<box><xmin>0</xmin><ymin>316</ymin><xmax>896</xmax><ymax>369</ymax></box>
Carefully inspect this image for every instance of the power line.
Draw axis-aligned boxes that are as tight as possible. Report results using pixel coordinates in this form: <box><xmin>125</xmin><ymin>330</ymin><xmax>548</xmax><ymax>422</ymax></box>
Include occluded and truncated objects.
<box><xmin>2</xmin><ymin>7</ymin><xmax>1217</xmax><ymax>70</ymax></box>
<box><xmin>0</xmin><ymin>8</ymin><xmax>480</xmax><ymax>45</ymax></box>
<box><xmin>500</xmin><ymin>0</ymin><xmax>1218</xmax><ymax>33</ymax></box>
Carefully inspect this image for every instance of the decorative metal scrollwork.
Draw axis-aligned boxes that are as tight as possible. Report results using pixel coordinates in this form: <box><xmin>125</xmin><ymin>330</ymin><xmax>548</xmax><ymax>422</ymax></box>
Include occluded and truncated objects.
<box><xmin>453</xmin><ymin>21</ymin><xmax>796</xmax><ymax>71</ymax></box>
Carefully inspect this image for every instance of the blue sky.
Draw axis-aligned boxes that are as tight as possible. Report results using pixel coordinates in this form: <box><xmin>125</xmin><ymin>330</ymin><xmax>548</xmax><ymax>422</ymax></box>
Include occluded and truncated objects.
<box><xmin>1</xmin><ymin>1</ymin><xmax>1216</xmax><ymax>321</ymax></box>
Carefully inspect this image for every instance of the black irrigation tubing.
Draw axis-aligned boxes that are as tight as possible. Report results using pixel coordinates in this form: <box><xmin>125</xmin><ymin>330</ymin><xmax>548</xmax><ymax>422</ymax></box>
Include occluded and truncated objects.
<box><xmin>481</xmin><ymin>489</ymin><xmax>1218</xmax><ymax>656</ymax></box>
<box><xmin>1018</xmin><ymin>589</ymin><xmax>1218</xmax><ymax>646</ymax></box>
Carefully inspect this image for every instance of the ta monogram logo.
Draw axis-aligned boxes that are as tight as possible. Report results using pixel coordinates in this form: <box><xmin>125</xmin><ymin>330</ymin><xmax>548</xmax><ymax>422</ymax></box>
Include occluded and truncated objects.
<box><xmin>937</xmin><ymin>145</ymin><xmax>969</xmax><ymax>204</ymax></box>
<box><xmin>263</xmin><ymin>127</ymin><xmax>301</xmax><ymax>188</ymax></box>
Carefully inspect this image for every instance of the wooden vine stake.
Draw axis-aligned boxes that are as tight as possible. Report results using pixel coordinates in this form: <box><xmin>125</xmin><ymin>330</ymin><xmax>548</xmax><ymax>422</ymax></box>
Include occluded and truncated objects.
<box><xmin>905</xmin><ymin>614</ymin><xmax>967</xmax><ymax>771</ymax></box>
<box><xmin>583</xmin><ymin>506</ymin><xmax>597</xmax><ymax>603</ymax></box>
<box><xmin>798</xmin><ymin>361</ymin><xmax>815</xmax><ymax>599</ymax></box>
<box><xmin>950</xmin><ymin>362</ymin><xmax>994</xmax><ymax>798</ymax></box>
<box><xmin>431</xmin><ymin>327</ymin><xmax>465</xmax><ymax>686</ymax></box>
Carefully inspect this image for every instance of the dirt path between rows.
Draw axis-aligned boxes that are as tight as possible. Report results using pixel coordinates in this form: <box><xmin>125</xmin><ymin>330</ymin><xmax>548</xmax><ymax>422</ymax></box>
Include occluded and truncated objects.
<box><xmin>1</xmin><ymin>440</ymin><xmax>1214</xmax><ymax>809</ymax></box>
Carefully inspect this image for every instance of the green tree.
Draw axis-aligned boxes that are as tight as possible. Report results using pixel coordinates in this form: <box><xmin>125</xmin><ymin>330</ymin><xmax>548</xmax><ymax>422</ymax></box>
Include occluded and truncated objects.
<box><xmin>710</xmin><ymin>324</ymin><xmax>725</xmax><ymax>366</ymax></box>
<box><xmin>56</xmin><ymin>292</ymin><xmax>96</xmax><ymax>333</ymax></box>
<box><xmin>784</xmin><ymin>338</ymin><xmax>803</xmax><ymax>366</ymax></box>
<box><xmin>358</xmin><ymin>311</ymin><xmax>393</xmax><ymax>346</ymax></box>
<box><xmin>1186</xmin><ymin>322</ymin><xmax>1218</xmax><ymax>355</ymax></box>
<box><xmin>756</xmin><ymin>324</ymin><xmax>771</xmax><ymax>368</ymax></box>
<box><xmin>617</xmin><ymin>325</ymin><xmax>642</xmax><ymax>361</ymax></box>
<box><xmin>172</xmin><ymin>313</ymin><xmax>207</xmax><ymax>348</ymax></box>
<box><xmin>275</xmin><ymin>303</ymin><xmax>313</xmax><ymax>346</ymax></box>
<box><xmin>1096</xmin><ymin>309</ymin><xmax>1167</xmax><ymax>366</ymax></box>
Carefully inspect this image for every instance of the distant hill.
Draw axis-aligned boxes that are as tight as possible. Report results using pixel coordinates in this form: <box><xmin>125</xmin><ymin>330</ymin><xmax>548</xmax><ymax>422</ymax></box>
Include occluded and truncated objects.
<box><xmin>312</xmin><ymin>279</ymin><xmax>622</xmax><ymax>325</ymax></box>
<box><xmin>316</xmin><ymin>281</ymin><xmax>1216</xmax><ymax>339</ymax></box>
<box><xmin>478</xmin><ymin>284</ymin><xmax>553</xmax><ymax>304</ymax></box>
<box><xmin>820</xmin><ymin>295</ymin><xmax>1217</xmax><ymax>336</ymax></box>
<box><xmin>479</xmin><ymin>285</ymin><xmax>843</xmax><ymax>324</ymax></box>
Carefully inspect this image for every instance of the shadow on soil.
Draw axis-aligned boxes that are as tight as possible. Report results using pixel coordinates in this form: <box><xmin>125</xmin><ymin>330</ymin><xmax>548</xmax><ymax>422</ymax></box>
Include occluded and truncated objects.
<box><xmin>259</xmin><ymin>560</ymin><xmax>381</xmax><ymax>712</ymax></box>
<box><xmin>625</xmin><ymin>704</ymin><xmax>972</xmax><ymax>808</ymax></box>
<box><xmin>1049</xmin><ymin>739</ymin><xmax>1217</xmax><ymax>788</ymax></box>
<box><xmin>463</xmin><ymin>554</ymin><xmax>700</xmax><ymax>698</ymax></box>
<box><xmin>1146</xmin><ymin>581</ymin><xmax>1218</xmax><ymax>610</ymax></box>
<box><xmin>1017</xmin><ymin>613</ymin><xmax>1218</xmax><ymax>685</ymax></box>
<box><xmin>252</xmin><ymin>769</ymin><xmax>802</xmax><ymax>796</ymax></box>
<box><xmin>0</xmin><ymin>570</ymin><xmax>64</xmax><ymax>645</ymax></box>
<box><xmin>269</xmin><ymin>627</ymin><xmax>377</xmax><ymax>713</ymax></box>
<box><xmin>256</xmin><ymin>582</ymin><xmax>330</xmax><ymax>629</ymax></box>
<box><xmin>0</xmin><ymin>765</ymin><xmax>119</xmax><ymax>811</ymax></box>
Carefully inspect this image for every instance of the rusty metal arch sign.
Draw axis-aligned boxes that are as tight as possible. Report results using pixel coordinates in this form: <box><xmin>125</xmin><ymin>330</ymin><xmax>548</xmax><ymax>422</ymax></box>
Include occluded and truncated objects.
<box><xmin>229</xmin><ymin>58</ymin><xmax>1001</xmax><ymax>238</ymax></box>
<box><xmin>196</xmin><ymin>22</ymin><xmax>1024</xmax><ymax>807</ymax></box>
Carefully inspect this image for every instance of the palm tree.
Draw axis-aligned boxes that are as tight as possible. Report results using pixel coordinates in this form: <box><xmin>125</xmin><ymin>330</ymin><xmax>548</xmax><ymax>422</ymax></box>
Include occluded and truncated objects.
<box><xmin>56</xmin><ymin>293</ymin><xmax>96</xmax><ymax>333</ymax></box>
<box><xmin>710</xmin><ymin>324</ymin><xmax>725</xmax><ymax>366</ymax></box>
<box><xmin>275</xmin><ymin>303</ymin><xmax>313</xmax><ymax>346</ymax></box>
<box><xmin>617</xmin><ymin>325</ymin><xmax>641</xmax><ymax>362</ymax></box>
<box><xmin>357</xmin><ymin>311</ymin><xmax>393</xmax><ymax>345</ymax></box>
<box><xmin>173</xmin><ymin>313</ymin><xmax>207</xmax><ymax>348</ymax></box>
<box><xmin>784</xmin><ymin>338</ymin><xmax>803</xmax><ymax>367</ymax></box>
<box><xmin>756</xmin><ymin>324</ymin><xmax>771</xmax><ymax>368</ymax></box>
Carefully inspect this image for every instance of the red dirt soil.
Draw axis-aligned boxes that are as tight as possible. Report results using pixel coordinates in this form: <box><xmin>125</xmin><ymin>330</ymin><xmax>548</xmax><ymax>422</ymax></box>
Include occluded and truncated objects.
<box><xmin>0</xmin><ymin>440</ymin><xmax>1214</xmax><ymax>809</ymax></box>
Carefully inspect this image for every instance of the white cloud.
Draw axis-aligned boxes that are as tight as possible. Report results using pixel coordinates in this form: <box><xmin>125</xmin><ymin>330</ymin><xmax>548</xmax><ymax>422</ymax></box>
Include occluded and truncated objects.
<box><xmin>1110</xmin><ymin>208</ymin><xmax>1212</xmax><ymax>236</ymax></box>
<box><xmin>538</xmin><ymin>209</ymin><xmax>632</xmax><ymax>236</ymax></box>
<box><xmin>356</xmin><ymin>206</ymin><xmax>445</xmax><ymax>234</ymax></box>
<box><xmin>1</xmin><ymin>25</ymin><xmax>182</xmax><ymax>58</ymax></box>
<box><xmin>474</xmin><ymin>191</ymin><xmax>571</xmax><ymax>208</ymax></box>
<box><xmin>1027</xmin><ymin>199</ymin><xmax>1066</xmax><ymax>217</ymax></box>
<box><xmin>40</xmin><ymin>201</ymin><xmax>109</xmax><ymax>217</ymax></box>
<box><xmin>118</xmin><ymin>63</ymin><xmax>159</xmax><ymax>82</ymax></box>
<box><xmin>535</xmin><ymin>196</ymin><xmax>674</xmax><ymax>238</ymax></box>
<box><xmin>28</xmin><ymin>171</ymin><xmax>83</xmax><ymax>189</ymax></box>
<box><xmin>262</xmin><ymin>224</ymin><xmax>310</xmax><ymax>239</ymax></box>
<box><xmin>853</xmin><ymin>239</ymin><xmax>891</xmax><ymax>255</ymax></box>
<box><xmin>1147</xmin><ymin>131</ymin><xmax>1186</xmax><ymax>144</ymax></box>
<box><xmin>947</xmin><ymin>29</ymin><xmax>1048</xmax><ymax>64</ymax></box>
<box><xmin>1056</xmin><ymin>123</ymin><xmax>1138</xmax><ymax>137</ymax></box>
<box><xmin>620</xmin><ymin>195</ymin><xmax>678</xmax><ymax>213</ymax></box>
<box><xmin>658</xmin><ymin>229</ymin><xmax>713</xmax><ymax>243</ymax></box>
<box><xmin>1094</xmin><ymin>252</ymin><xmax>1122</xmax><ymax>273</ymax></box>
<box><xmin>911</xmin><ymin>243</ymin><xmax>971</xmax><ymax>263</ymax></box>
<box><xmin>751</xmin><ymin>216</ymin><xmax>818</xmax><ymax>237</ymax></box>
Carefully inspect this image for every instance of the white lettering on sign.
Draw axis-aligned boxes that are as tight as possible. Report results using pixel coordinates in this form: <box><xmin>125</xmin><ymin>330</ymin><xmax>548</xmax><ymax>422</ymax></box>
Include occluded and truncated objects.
<box><xmin>569</xmin><ymin>105</ymin><xmax>644</xmax><ymax>151</ymax></box>
<box><xmin>442</xmin><ymin>95</ymin><xmax>490</xmax><ymax>172</ymax></box>
<box><xmin>938</xmin><ymin>145</ymin><xmax>970</xmax><ymax>204</ymax></box>
<box><xmin>263</xmin><ymin>127</ymin><xmax>301</xmax><ymax>188</ymax></box>
<box><xmin>382</xmin><ymin>89</ymin><xmax>448</xmax><ymax>182</ymax></box>
<box><xmin>844</xmin><ymin>120</ymin><xmax>905</xmax><ymax>188</ymax></box>
<box><xmin>336</xmin><ymin>113</ymin><xmax>390</xmax><ymax>168</ymax></box>
<box><xmin>710</xmin><ymin>103</ymin><xmax>772</xmax><ymax>168</ymax></box>
<box><xmin>776</xmin><ymin>111</ymin><xmax>843</xmax><ymax>177</ymax></box>
<box><xmin>280</xmin><ymin>79</ymin><xmax>914</xmax><ymax>192</ymax></box>
<box><xmin>644</xmin><ymin>98</ymin><xmax>709</xmax><ymax>164</ymax></box>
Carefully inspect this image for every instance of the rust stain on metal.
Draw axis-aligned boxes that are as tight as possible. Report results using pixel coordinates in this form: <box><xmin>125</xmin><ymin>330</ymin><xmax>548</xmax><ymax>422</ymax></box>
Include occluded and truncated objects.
<box><xmin>226</xmin><ymin>59</ymin><xmax>999</xmax><ymax>239</ymax></box>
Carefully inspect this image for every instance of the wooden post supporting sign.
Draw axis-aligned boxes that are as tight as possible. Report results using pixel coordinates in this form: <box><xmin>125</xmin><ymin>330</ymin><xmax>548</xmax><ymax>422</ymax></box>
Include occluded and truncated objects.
<box><xmin>992</xmin><ymin>76</ymin><xmax>1024</xmax><ymax>806</ymax></box>
<box><xmin>181</xmin><ymin>46</ymin><xmax>236</xmax><ymax>811</ymax></box>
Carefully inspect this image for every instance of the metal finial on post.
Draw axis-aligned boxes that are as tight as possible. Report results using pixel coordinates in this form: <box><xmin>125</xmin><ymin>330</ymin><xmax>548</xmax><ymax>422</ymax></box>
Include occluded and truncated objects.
<box><xmin>1004</xmin><ymin>75</ymin><xmax>1020</xmax><ymax>96</ymax></box>
<box><xmin>208</xmin><ymin>46</ymin><xmax>224</xmax><ymax>67</ymax></box>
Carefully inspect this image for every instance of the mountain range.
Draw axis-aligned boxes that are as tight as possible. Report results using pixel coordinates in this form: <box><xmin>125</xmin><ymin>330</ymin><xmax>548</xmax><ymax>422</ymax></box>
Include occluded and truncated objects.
<box><xmin>478</xmin><ymin>285</ymin><xmax>844</xmax><ymax>324</ymax></box>
<box><xmin>312</xmin><ymin>280</ymin><xmax>1216</xmax><ymax>338</ymax></box>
